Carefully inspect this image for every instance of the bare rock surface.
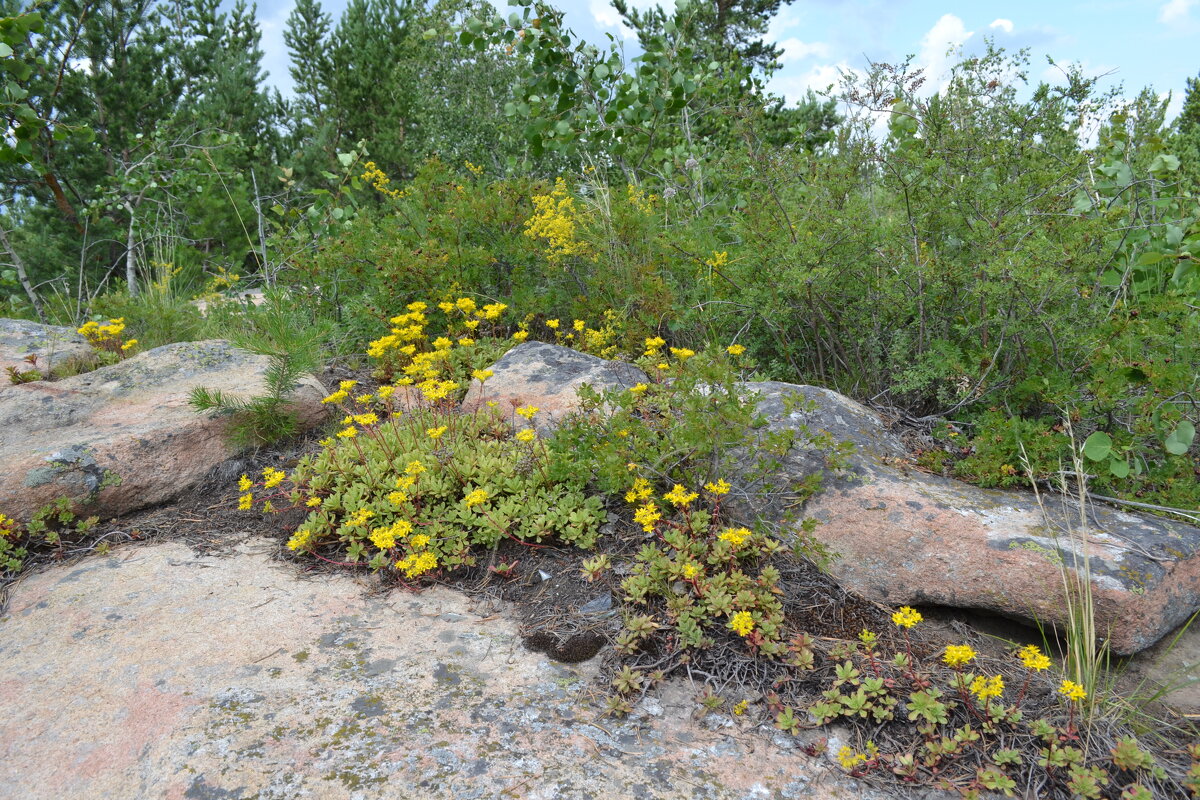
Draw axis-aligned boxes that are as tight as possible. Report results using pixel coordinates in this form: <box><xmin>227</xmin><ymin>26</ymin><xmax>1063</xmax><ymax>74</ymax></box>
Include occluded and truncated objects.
<box><xmin>0</xmin><ymin>340</ymin><xmax>326</xmax><ymax>522</ymax></box>
<box><xmin>0</xmin><ymin>538</ymin><xmax>905</xmax><ymax>800</ymax></box>
<box><xmin>738</xmin><ymin>381</ymin><xmax>1200</xmax><ymax>656</ymax></box>
<box><xmin>461</xmin><ymin>341</ymin><xmax>646</xmax><ymax>432</ymax></box>
<box><xmin>0</xmin><ymin>317</ymin><xmax>93</xmax><ymax>374</ymax></box>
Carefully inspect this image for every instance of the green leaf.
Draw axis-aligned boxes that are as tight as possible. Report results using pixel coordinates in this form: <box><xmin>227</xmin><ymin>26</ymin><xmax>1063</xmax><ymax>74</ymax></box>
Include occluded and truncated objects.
<box><xmin>1109</xmin><ymin>458</ymin><xmax>1130</xmax><ymax>478</ymax></box>
<box><xmin>336</xmin><ymin>152</ymin><xmax>354</xmax><ymax>168</ymax></box>
<box><xmin>1082</xmin><ymin>431</ymin><xmax>1112</xmax><ymax>462</ymax></box>
<box><xmin>1164</xmin><ymin>421</ymin><xmax>1196</xmax><ymax>456</ymax></box>
<box><xmin>1136</xmin><ymin>251</ymin><xmax>1164</xmax><ymax>266</ymax></box>
<box><xmin>0</xmin><ymin>43</ymin><xmax>12</xmax><ymax>58</ymax></box>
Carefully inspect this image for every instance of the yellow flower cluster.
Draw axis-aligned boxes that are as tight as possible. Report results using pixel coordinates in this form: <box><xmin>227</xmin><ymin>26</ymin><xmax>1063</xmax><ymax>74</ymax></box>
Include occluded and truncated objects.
<box><xmin>644</xmin><ymin>336</ymin><xmax>665</xmax><ymax>357</ymax></box>
<box><xmin>515</xmin><ymin>428</ymin><xmax>536</xmax><ymax>443</ymax></box>
<box><xmin>625</xmin><ymin>477</ymin><xmax>653</xmax><ymax>504</ymax></box>
<box><xmin>942</xmin><ymin>644</ymin><xmax>977</xmax><ymax>668</ymax></box>
<box><xmin>396</xmin><ymin>550</ymin><xmax>438</xmax><ymax>578</ymax></box>
<box><xmin>77</xmin><ymin>317</ymin><xmax>126</xmax><ymax>344</ymax></box>
<box><xmin>726</xmin><ymin>344</ymin><xmax>746</xmax><ymax>356</ymax></box>
<box><xmin>704</xmin><ymin>479</ymin><xmax>730</xmax><ymax>495</ymax></box>
<box><xmin>464</xmin><ymin>488</ymin><xmax>489</xmax><ymax>508</ymax></box>
<box><xmin>361</xmin><ymin>161</ymin><xmax>408</xmax><ymax>199</ymax></box>
<box><xmin>1017</xmin><ymin>643</ymin><xmax>1051</xmax><ymax>671</ymax></box>
<box><xmin>729</xmin><ymin>610</ymin><xmax>754</xmax><ymax>636</ymax></box>
<box><xmin>369</xmin><ymin>519</ymin><xmax>413</xmax><ymax>550</ymax></box>
<box><xmin>633</xmin><ymin>502</ymin><xmax>661</xmax><ymax>532</ymax></box>
<box><xmin>891</xmin><ymin>606</ymin><xmax>923</xmax><ymax>629</ymax></box>
<box><xmin>1059</xmin><ymin>679</ymin><xmax>1087</xmax><ymax>702</ymax></box>
<box><xmin>262</xmin><ymin>467</ymin><xmax>286</xmax><ymax>489</ymax></box>
<box><xmin>718</xmin><ymin>527</ymin><xmax>751</xmax><ymax>547</ymax></box>
<box><xmin>523</xmin><ymin>177</ymin><xmax>593</xmax><ymax>263</ymax></box>
<box><xmin>0</xmin><ymin>513</ymin><xmax>18</xmax><ymax>539</ymax></box>
<box><xmin>626</xmin><ymin>183</ymin><xmax>658</xmax><ymax>214</ymax></box>
<box><xmin>663</xmin><ymin>484</ymin><xmax>698</xmax><ymax>508</ymax></box>
<box><xmin>969</xmin><ymin>674</ymin><xmax>1005</xmax><ymax>701</ymax></box>
<box><xmin>464</xmin><ymin>160</ymin><xmax>484</xmax><ymax>177</ymax></box>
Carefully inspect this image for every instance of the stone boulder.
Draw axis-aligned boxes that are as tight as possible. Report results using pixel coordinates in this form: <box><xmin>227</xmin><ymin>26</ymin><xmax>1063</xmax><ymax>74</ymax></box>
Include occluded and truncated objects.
<box><xmin>734</xmin><ymin>381</ymin><xmax>1200</xmax><ymax>656</ymax></box>
<box><xmin>0</xmin><ymin>318</ymin><xmax>93</xmax><ymax>376</ymax></box>
<box><xmin>0</xmin><ymin>340</ymin><xmax>327</xmax><ymax>522</ymax></box>
<box><xmin>461</xmin><ymin>341</ymin><xmax>647</xmax><ymax>432</ymax></box>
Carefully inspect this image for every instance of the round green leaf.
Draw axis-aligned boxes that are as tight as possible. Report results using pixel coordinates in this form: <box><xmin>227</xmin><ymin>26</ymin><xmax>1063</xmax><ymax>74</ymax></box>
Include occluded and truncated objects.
<box><xmin>1108</xmin><ymin>458</ymin><xmax>1130</xmax><ymax>478</ymax></box>
<box><xmin>1082</xmin><ymin>431</ymin><xmax>1112</xmax><ymax>462</ymax></box>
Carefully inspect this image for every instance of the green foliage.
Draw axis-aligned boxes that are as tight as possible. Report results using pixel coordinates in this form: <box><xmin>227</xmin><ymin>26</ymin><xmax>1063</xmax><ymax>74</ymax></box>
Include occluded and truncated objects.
<box><xmin>0</xmin><ymin>499</ymin><xmax>100</xmax><ymax>577</ymax></box>
<box><xmin>189</xmin><ymin>291</ymin><xmax>332</xmax><ymax>447</ymax></box>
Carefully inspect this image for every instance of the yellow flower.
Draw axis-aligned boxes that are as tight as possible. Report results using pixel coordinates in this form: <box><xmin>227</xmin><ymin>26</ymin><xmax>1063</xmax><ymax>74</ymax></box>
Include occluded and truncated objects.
<box><xmin>464</xmin><ymin>488</ymin><xmax>489</xmax><ymax>507</ymax></box>
<box><xmin>718</xmin><ymin>527</ymin><xmax>751</xmax><ymax>546</ymax></box>
<box><xmin>732</xmin><ymin>699</ymin><xmax>748</xmax><ymax>716</ymax></box>
<box><xmin>729</xmin><ymin>611</ymin><xmax>754</xmax><ymax>637</ymax></box>
<box><xmin>625</xmin><ymin>477</ymin><xmax>653</xmax><ymax>503</ymax></box>
<box><xmin>512</xmin><ymin>330</ymin><xmax>529</xmax><ymax>342</ymax></box>
<box><xmin>656</xmin><ymin>362</ymin><xmax>669</xmax><ymax>371</ymax></box>
<box><xmin>396</xmin><ymin>550</ymin><xmax>438</xmax><ymax>578</ymax></box>
<box><xmin>682</xmin><ymin>563</ymin><xmax>699</xmax><ymax>579</ymax></box>
<box><xmin>573</xmin><ymin>319</ymin><xmax>585</xmax><ymax>332</ymax></box>
<box><xmin>262</xmin><ymin>467</ymin><xmax>286</xmax><ymax>489</ymax></box>
<box><xmin>353</xmin><ymin>413</ymin><xmax>379</xmax><ymax>426</ymax></box>
<box><xmin>663</xmin><ymin>484</ymin><xmax>698</xmax><ymax>508</ymax></box>
<box><xmin>438</xmin><ymin>301</ymin><xmax>455</xmax><ymax>313</ymax></box>
<box><xmin>238</xmin><ymin>474</ymin><xmax>252</xmax><ymax>492</ymax></box>
<box><xmin>516</xmin><ymin>405</ymin><xmax>539</xmax><ymax>419</ymax></box>
<box><xmin>1059</xmin><ymin>680</ymin><xmax>1087</xmax><ymax>702</ymax></box>
<box><xmin>322</xmin><ymin>389</ymin><xmax>349</xmax><ymax>404</ymax></box>
<box><xmin>433</xmin><ymin>336</ymin><xmax>453</xmax><ymax>350</ymax></box>
<box><xmin>427</xmin><ymin>425</ymin><xmax>448</xmax><ymax>439</ymax></box>
<box><xmin>355</xmin><ymin>394</ymin><xmax>374</xmax><ymax>405</ymax></box>
<box><xmin>388</xmin><ymin>491</ymin><xmax>408</xmax><ymax>505</ymax></box>
<box><xmin>942</xmin><ymin>645</ymin><xmax>977</xmax><ymax>668</ymax></box>
<box><xmin>336</xmin><ymin>426</ymin><xmax>357</xmax><ymax>439</ymax></box>
<box><xmin>407</xmin><ymin>301</ymin><xmax>428</xmax><ymax>313</ymax></box>
<box><xmin>457</xmin><ymin>337</ymin><xmax>474</xmax><ymax>347</ymax></box>
<box><xmin>410</xmin><ymin>533</ymin><xmax>430</xmax><ymax>548</ymax></box>
<box><xmin>726</xmin><ymin>344</ymin><xmax>746</xmax><ymax>356</ymax></box>
<box><xmin>378</xmin><ymin>385</ymin><xmax>396</xmax><ymax>400</ymax></box>
<box><xmin>644</xmin><ymin>336</ymin><xmax>665</xmax><ymax>355</ymax></box>
<box><xmin>669</xmin><ymin>347</ymin><xmax>695</xmax><ymax>361</ymax></box>
<box><xmin>630</xmin><ymin>383</ymin><xmax>648</xmax><ymax>395</ymax></box>
<box><xmin>705</xmin><ymin>479</ymin><xmax>730</xmax><ymax>495</ymax></box>
<box><xmin>238</xmin><ymin>493</ymin><xmax>253</xmax><ymax>510</ymax></box>
<box><xmin>545</xmin><ymin>319</ymin><xmax>560</xmax><ymax>329</ymax></box>
<box><xmin>516</xmin><ymin>428</ymin><xmax>536</xmax><ymax>443</ymax></box>
<box><xmin>633</xmin><ymin>502</ymin><xmax>661</xmax><ymax>532</ymax></box>
<box><xmin>339</xmin><ymin>380</ymin><xmax>358</xmax><ymax>391</ymax></box>
<box><xmin>120</xmin><ymin>339</ymin><xmax>138</xmax><ymax>351</ymax></box>
<box><xmin>464</xmin><ymin>319</ymin><xmax>481</xmax><ymax>331</ymax></box>
<box><xmin>370</xmin><ymin>526</ymin><xmax>397</xmax><ymax>550</ymax></box>
<box><xmin>1018</xmin><ymin>644</ymin><xmax>1051</xmax><ymax>671</ymax></box>
<box><xmin>456</xmin><ymin>297</ymin><xmax>477</xmax><ymax>314</ymax></box>
<box><xmin>970</xmin><ymin>675</ymin><xmax>1005</xmax><ymax>701</ymax></box>
<box><xmin>405</xmin><ymin>460</ymin><xmax>426</xmax><ymax>475</ymax></box>
<box><xmin>472</xmin><ymin>368</ymin><xmax>493</xmax><ymax>382</ymax></box>
<box><xmin>892</xmin><ymin>606</ymin><xmax>923</xmax><ymax>629</ymax></box>
<box><xmin>286</xmin><ymin>527</ymin><xmax>313</xmax><ymax>552</ymax></box>
<box><xmin>306</xmin><ymin>497</ymin><xmax>322</xmax><ymax>507</ymax></box>
<box><xmin>836</xmin><ymin>746</ymin><xmax>867</xmax><ymax>770</ymax></box>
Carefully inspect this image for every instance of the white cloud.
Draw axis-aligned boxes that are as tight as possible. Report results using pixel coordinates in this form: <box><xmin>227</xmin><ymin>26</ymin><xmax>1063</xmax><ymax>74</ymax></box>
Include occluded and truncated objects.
<box><xmin>776</xmin><ymin>38</ymin><xmax>831</xmax><ymax>64</ymax></box>
<box><xmin>1159</xmin><ymin>0</ymin><xmax>1197</xmax><ymax>23</ymax></box>
<box><xmin>589</xmin><ymin>0</ymin><xmax>654</xmax><ymax>39</ymax></box>
<box><xmin>767</xmin><ymin>61</ymin><xmax>858</xmax><ymax>104</ymax></box>
<box><xmin>766</xmin><ymin>6</ymin><xmax>803</xmax><ymax>43</ymax></box>
<box><xmin>914</xmin><ymin>14</ymin><xmax>973</xmax><ymax>91</ymax></box>
<box><xmin>989</xmin><ymin>18</ymin><xmax>1014</xmax><ymax>34</ymax></box>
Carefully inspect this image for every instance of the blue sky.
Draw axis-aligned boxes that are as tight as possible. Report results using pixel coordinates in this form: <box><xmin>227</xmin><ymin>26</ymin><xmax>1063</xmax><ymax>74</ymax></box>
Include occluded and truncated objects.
<box><xmin>251</xmin><ymin>0</ymin><xmax>1200</xmax><ymax>121</ymax></box>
